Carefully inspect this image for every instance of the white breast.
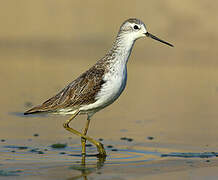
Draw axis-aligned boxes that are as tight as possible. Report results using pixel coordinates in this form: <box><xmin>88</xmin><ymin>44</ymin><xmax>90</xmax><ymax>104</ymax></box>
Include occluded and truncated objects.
<box><xmin>80</xmin><ymin>58</ymin><xmax>127</xmax><ymax>115</ymax></box>
<box><xmin>97</xmin><ymin>60</ymin><xmax>127</xmax><ymax>105</ymax></box>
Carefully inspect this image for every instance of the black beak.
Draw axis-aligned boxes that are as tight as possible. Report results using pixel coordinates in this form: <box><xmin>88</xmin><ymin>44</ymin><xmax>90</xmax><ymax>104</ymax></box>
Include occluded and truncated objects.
<box><xmin>145</xmin><ymin>32</ymin><xmax>174</xmax><ymax>47</ymax></box>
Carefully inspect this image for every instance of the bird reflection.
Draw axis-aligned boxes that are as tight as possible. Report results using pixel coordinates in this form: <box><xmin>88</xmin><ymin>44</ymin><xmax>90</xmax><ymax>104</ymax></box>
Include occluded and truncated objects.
<box><xmin>67</xmin><ymin>155</ymin><xmax>106</xmax><ymax>180</ymax></box>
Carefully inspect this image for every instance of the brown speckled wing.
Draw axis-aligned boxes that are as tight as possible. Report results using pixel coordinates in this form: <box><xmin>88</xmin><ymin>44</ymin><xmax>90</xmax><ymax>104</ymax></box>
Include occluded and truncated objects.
<box><xmin>24</xmin><ymin>65</ymin><xmax>106</xmax><ymax>114</ymax></box>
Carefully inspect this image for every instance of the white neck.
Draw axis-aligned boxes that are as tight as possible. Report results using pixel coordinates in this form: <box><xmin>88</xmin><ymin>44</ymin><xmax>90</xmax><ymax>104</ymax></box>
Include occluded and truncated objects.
<box><xmin>114</xmin><ymin>34</ymin><xmax>136</xmax><ymax>64</ymax></box>
<box><xmin>106</xmin><ymin>33</ymin><xmax>136</xmax><ymax>65</ymax></box>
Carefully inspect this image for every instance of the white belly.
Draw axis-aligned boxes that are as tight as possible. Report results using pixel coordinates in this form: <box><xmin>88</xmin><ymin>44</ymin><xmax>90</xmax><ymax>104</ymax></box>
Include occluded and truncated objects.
<box><xmin>80</xmin><ymin>62</ymin><xmax>127</xmax><ymax>115</ymax></box>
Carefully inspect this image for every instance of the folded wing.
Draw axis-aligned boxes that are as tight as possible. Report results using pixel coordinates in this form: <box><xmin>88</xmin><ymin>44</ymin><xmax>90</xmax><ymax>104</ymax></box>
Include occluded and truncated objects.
<box><xmin>24</xmin><ymin>65</ymin><xmax>105</xmax><ymax>115</ymax></box>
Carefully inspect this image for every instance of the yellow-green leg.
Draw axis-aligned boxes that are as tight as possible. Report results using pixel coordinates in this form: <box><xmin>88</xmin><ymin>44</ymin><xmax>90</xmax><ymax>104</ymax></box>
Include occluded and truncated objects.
<box><xmin>81</xmin><ymin>117</ymin><xmax>91</xmax><ymax>156</ymax></box>
<box><xmin>63</xmin><ymin>110</ymin><xmax>106</xmax><ymax>157</ymax></box>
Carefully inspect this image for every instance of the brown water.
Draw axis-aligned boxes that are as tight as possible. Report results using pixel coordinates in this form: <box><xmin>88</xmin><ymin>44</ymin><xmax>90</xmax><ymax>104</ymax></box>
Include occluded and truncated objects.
<box><xmin>1</xmin><ymin>1</ymin><xmax>218</xmax><ymax>179</ymax></box>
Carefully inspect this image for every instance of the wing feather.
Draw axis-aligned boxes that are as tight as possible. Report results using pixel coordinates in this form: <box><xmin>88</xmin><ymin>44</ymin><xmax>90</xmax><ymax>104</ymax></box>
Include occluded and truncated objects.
<box><xmin>24</xmin><ymin>65</ymin><xmax>105</xmax><ymax>115</ymax></box>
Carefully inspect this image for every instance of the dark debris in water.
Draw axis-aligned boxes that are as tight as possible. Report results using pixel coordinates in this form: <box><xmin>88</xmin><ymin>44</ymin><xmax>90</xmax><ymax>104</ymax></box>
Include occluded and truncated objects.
<box><xmin>1</xmin><ymin>139</ymin><xmax>5</xmax><ymax>142</ymax></box>
<box><xmin>0</xmin><ymin>169</ymin><xmax>22</xmax><ymax>176</ymax></box>
<box><xmin>147</xmin><ymin>136</ymin><xmax>154</xmax><ymax>140</ymax></box>
<box><xmin>19</xmin><ymin>146</ymin><xmax>28</xmax><ymax>150</ymax></box>
<box><xmin>59</xmin><ymin>152</ymin><xmax>66</xmax><ymax>154</ymax></box>
<box><xmin>51</xmin><ymin>143</ymin><xmax>67</xmax><ymax>149</ymax></box>
<box><xmin>161</xmin><ymin>152</ymin><xmax>218</xmax><ymax>158</ymax></box>
<box><xmin>107</xmin><ymin>145</ymin><xmax>113</xmax><ymax>148</ymax></box>
<box><xmin>33</xmin><ymin>133</ymin><xmax>39</xmax><ymax>137</ymax></box>
<box><xmin>37</xmin><ymin>151</ymin><xmax>44</xmax><ymax>154</ymax></box>
<box><xmin>29</xmin><ymin>148</ymin><xmax>39</xmax><ymax>152</ymax></box>
<box><xmin>29</xmin><ymin>148</ymin><xmax>44</xmax><ymax>154</ymax></box>
<box><xmin>111</xmin><ymin>148</ymin><xmax>118</xmax><ymax>151</ymax></box>
<box><xmin>120</xmin><ymin>137</ymin><xmax>134</xmax><ymax>142</ymax></box>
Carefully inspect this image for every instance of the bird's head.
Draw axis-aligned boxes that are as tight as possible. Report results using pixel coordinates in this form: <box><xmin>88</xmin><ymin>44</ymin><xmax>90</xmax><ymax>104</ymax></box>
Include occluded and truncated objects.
<box><xmin>119</xmin><ymin>18</ymin><xmax>173</xmax><ymax>47</ymax></box>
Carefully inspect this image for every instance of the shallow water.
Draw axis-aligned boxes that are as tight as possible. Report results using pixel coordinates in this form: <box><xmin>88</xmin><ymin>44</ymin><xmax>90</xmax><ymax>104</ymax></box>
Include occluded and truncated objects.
<box><xmin>1</xmin><ymin>137</ymin><xmax>218</xmax><ymax>180</ymax></box>
<box><xmin>1</xmin><ymin>1</ymin><xmax>218</xmax><ymax>179</ymax></box>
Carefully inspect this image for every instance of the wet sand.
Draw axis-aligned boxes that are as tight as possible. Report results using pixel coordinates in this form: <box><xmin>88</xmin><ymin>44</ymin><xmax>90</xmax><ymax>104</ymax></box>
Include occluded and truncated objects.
<box><xmin>1</xmin><ymin>1</ymin><xmax>218</xmax><ymax>179</ymax></box>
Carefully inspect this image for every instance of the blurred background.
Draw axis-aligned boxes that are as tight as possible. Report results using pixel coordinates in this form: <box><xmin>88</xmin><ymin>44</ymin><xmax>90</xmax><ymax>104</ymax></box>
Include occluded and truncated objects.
<box><xmin>1</xmin><ymin>0</ymin><xmax>218</xmax><ymax>148</ymax></box>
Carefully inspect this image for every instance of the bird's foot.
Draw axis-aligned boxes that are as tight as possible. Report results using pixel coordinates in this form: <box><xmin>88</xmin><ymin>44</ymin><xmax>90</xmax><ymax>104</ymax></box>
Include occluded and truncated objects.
<box><xmin>96</xmin><ymin>142</ymin><xmax>107</xmax><ymax>157</ymax></box>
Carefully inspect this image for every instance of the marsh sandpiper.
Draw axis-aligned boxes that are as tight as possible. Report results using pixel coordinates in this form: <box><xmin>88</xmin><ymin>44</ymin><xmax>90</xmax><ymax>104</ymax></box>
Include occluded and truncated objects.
<box><xmin>24</xmin><ymin>18</ymin><xmax>173</xmax><ymax>157</ymax></box>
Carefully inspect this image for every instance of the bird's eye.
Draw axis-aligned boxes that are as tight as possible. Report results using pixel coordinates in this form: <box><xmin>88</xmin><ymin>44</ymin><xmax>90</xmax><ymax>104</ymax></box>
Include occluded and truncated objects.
<box><xmin>133</xmin><ymin>25</ymin><xmax>139</xmax><ymax>30</ymax></box>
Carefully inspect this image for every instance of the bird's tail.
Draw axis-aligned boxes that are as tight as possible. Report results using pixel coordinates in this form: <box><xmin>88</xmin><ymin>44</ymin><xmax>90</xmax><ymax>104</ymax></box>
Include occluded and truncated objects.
<box><xmin>24</xmin><ymin>105</ymin><xmax>46</xmax><ymax>115</ymax></box>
